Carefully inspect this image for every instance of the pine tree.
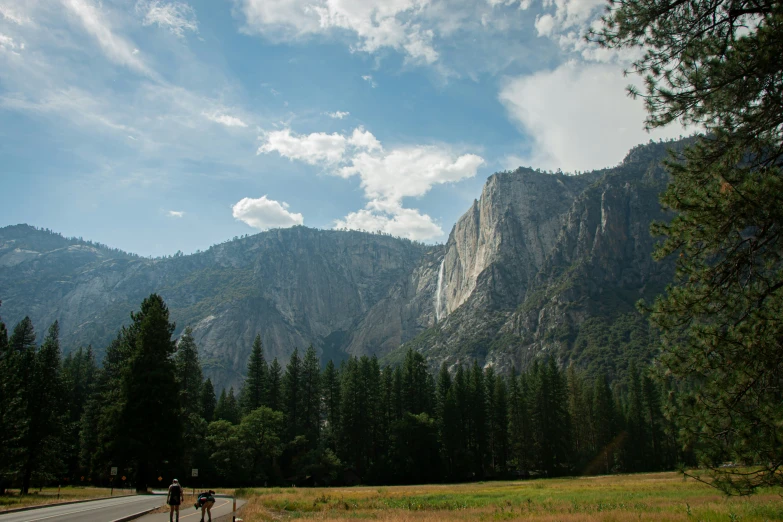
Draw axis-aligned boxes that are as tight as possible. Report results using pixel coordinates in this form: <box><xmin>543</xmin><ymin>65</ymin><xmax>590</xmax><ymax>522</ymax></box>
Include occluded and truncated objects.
<box><xmin>20</xmin><ymin>322</ymin><xmax>66</xmax><ymax>494</ymax></box>
<box><xmin>174</xmin><ymin>328</ymin><xmax>205</xmax><ymax>475</ymax></box>
<box><xmin>122</xmin><ymin>295</ymin><xmax>181</xmax><ymax>492</ymax></box>
<box><xmin>62</xmin><ymin>347</ymin><xmax>97</xmax><ymax>480</ymax></box>
<box><xmin>283</xmin><ymin>349</ymin><xmax>303</xmax><ymax>440</ymax></box>
<box><xmin>201</xmin><ymin>378</ymin><xmax>217</xmax><ymax>422</ymax></box>
<box><xmin>592</xmin><ymin>374</ymin><xmax>616</xmax><ymax>474</ymax></box>
<box><xmin>224</xmin><ymin>388</ymin><xmax>240</xmax><ymax>425</ymax></box>
<box><xmin>625</xmin><ymin>362</ymin><xmax>648</xmax><ymax>471</ymax></box>
<box><xmin>593</xmin><ymin>0</ymin><xmax>783</xmax><ymax>493</ymax></box>
<box><xmin>267</xmin><ymin>358</ymin><xmax>283</xmax><ymax>412</ymax></box>
<box><xmin>240</xmin><ymin>334</ymin><xmax>268</xmax><ymax>415</ymax></box>
<box><xmin>301</xmin><ymin>346</ymin><xmax>321</xmax><ymax>448</ymax></box>
<box><xmin>0</xmin><ymin>313</ymin><xmax>25</xmax><ymax>494</ymax></box>
<box><xmin>491</xmin><ymin>375</ymin><xmax>509</xmax><ymax>474</ymax></box>
<box><xmin>175</xmin><ymin>327</ymin><xmax>203</xmax><ymax>416</ymax></box>
<box><xmin>322</xmin><ymin>360</ymin><xmax>341</xmax><ymax>439</ymax></box>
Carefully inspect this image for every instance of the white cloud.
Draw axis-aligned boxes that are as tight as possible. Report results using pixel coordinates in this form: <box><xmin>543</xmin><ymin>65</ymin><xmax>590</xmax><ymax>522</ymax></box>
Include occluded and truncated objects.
<box><xmin>234</xmin><ymin>0</ymin><xmax>438</xmax><ymax>64</ymax></box>
<box><xmin>361</xmin><ymin>75</ymin><xmax>377</xmax><ymax>88</ymax></box>
<box><xmin>259</xmin><ymin>128</ymin><xmax>348</xmax><ymax>165</ymax></box>
<box><xmin>204</xmin><ymin>112</ymin><xmax>248</xmax><ymax>128</ymax></box>
<box><xmin>534</xmin><ymin>14</ymin><xmax>554</xmax><ymax>36</ymax></box>
<box><xmin>61</xmin><ymin>0</ymin><xmax>154</xmax><ymax>78</ymax></box>
<box><xmin>167</xmin><ymin>210</ymin><xmax>185</xmax><ymax>217</ymax></box>
<box><xmin>136</xmin><ymin>0</ymin><xmax>198</xmax><ymax>38</ymax></box>
<box><xmin>335</xmin><ymin>204</ymin><xmax>442</xmax><ymax>240</ymax></box>
<box><xmin>259</xmin><ymin>126</ymin><xmax>484</xmax><ymax>240</ymax></box>
<box><xmin>498</xmin><ymin>61</ymin><xmax>688</xmax><ymax>171</ymax></box>
<box><xmin>232</xmin><ymin>195</ymin><xmax>304</xmax><ymax>230</ymax></box>
<box><xmin>0</xmin><ymin>4</ymin><xmax>30</xmax><ymax>25</ymax></box>
<box><xmin>0</xmin><ymin>33</ymin><xmax>21</xmax><ymax>52</ymax></box>
<box><xmin>325</xmin><ymin>111</ymin><xmax>350</xmax><ymax>119</ymax></box>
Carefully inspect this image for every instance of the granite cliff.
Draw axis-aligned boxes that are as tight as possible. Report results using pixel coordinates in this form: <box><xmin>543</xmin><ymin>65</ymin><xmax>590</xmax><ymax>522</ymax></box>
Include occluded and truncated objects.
<box><xmin>0</xmin><ymin>139</ymin><xmax>681</xmax><ymax>388</ymax></box>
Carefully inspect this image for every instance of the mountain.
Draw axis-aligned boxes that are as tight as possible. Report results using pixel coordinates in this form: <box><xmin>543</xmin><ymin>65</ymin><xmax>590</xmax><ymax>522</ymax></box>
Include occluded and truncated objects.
<box><xmin>0</xmin><ymin>226</ymin><xmax>431</xmax><ymax>389</ymax></box>
<box><xmin>390</xmin><ymin>140</ymin><xmax>679</xmax><ymax>380</ymax></box>
<box><xmin>0</xmin><ymin>139</ymin><xmax>682</xmax><ymax>389</ymax></box>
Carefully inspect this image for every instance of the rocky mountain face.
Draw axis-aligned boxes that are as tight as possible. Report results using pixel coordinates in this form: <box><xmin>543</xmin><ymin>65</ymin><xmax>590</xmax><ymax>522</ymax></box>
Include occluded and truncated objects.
<box><xmin>0</xmin><ymin>226</ymin><xmax>431</xmax><ymax>389</ymax></box>
<box><xmin>0</xmin><ymin>139</ymin><xmax>682</xmax><ymax>389</ymax></box>
<box><xmin>393</xmin><ymin>140</ymin><xmax>679</xmax><ymax>377</ymax></box>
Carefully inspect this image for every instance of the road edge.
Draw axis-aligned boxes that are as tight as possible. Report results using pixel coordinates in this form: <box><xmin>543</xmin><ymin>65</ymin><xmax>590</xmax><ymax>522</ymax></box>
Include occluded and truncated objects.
<box><xmin>0</xmin><ymin>494</ymin><xmax>136</xmax><ymax>516</ymax></box>
<box><xmin>109</xmin><ymin>505</ymin><xmax>161</xmax><ymax>522</ymax></box>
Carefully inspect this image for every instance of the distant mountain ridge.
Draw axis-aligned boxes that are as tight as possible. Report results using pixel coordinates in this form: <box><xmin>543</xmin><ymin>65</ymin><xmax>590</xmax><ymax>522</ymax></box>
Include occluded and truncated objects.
<box><xmin>0</xmin><ymin>139</ymin><xmax>682</xmax><ymax>389</ymax></box>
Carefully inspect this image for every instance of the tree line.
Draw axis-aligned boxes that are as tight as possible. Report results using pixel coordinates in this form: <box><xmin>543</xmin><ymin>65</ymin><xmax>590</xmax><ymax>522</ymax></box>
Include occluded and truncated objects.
<box><xmin>0</xmin><ymin>295</ymin><xmax>688</xmax><ymax>492</ymax></box>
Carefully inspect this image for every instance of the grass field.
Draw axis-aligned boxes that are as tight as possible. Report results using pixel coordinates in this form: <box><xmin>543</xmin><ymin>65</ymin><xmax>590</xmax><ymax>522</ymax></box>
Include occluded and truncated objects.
<box><xmin>236</xmin><ymin>472</ymin><xmax>783</xmax><ymax>521</ymax></box>
<box><xmin>0</xmin><ymin>486</ymin><xmax>133</xmax><ymax>511</ymax></box>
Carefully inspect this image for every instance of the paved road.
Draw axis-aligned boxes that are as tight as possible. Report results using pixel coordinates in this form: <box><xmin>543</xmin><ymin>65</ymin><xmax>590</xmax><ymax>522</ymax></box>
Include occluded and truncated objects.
<box><xmin>136</xmin><ymin>497</ymin><xmax>245</xmax><ymax>522</ymax></box>
<box><xmin>0</xmin><ymin>495</ymin><xmax>164</xmax><ymax>522</ymax></box>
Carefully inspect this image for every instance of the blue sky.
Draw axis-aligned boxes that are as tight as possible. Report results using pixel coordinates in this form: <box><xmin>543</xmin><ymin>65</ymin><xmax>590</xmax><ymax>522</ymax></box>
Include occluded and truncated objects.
<box><xmin>0</xmin><ymin>0</ymin><xmax>685</xmax><ymax>257</ymax></box>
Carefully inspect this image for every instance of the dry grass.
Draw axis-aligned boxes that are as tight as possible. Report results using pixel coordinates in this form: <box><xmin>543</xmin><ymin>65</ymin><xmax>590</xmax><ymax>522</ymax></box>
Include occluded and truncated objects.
<box><xmin>235</xmin><ymin>472</ymin><xmax>783</xmax><ymax>521</ymax></box>
<box><xmin>0</xmin><ymin>486</ymin><xmax>134</xmax><ymax>511</ymax></box>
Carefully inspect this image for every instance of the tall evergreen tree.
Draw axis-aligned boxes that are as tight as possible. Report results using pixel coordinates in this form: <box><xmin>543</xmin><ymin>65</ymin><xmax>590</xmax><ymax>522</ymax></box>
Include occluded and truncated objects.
<box><xmin>283</xmin><ymin>349</ymin><xmax>303</xmax><ymax>440</ymax></box>
<box><xmin>121</xmin><ymin>295</ymin><xmax>181</xmax><ymax>492</ymax></box>
<box><xmin>174</xmin><ymin>327</ymin><xmax>205</xmax><ymax>475</ymax></box>
<box><xmin>19</xmin><ymin>322</ymin><xmax>66</xmax><ymax>493</ymax></box>
<box><xmin>322</xmin><ymin>360</ymin><xmax>341</xmax><ymax>439</ymax></box>
<box><xmin>175</xmin><ymin>327</ymin><xmax>203</xmax><ymax>416</ymax></box>
<box><xmin>0</xmin><ymin>312</ymin><xmax>25</xmax><ymax>494</ymax></box>
<box><xmin>62</xmin><ymin>347</ymin><xmax>97</xmax><ymax>480</ymax></box>
<box><xmin>201</xmin><ymin>378</ymin><xmax>217</xmax><ymax>422</ymax></box>
<box><xmin>301</xmin><ymin>346</ymin><xmax>322</xmax><ymax>449</ymax></box>
<box><xmin>593</xmin><ymin>0</ymin><xmax>783</xmax><ymax>493</ymax></box>
<box><xmin>267</xmin><ymin>358</ymin><xmax>283</xmax><ymax>412</ymax></box>
<box><xmin>240</xmin><ymin>334</ymin><xmax>268</xmax><ymax>415</ymax></box>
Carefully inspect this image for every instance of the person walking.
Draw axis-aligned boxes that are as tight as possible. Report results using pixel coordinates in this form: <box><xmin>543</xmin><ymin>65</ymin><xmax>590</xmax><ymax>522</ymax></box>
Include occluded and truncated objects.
<box><xmin>195</xmin><ymin>490</ymin><xmax>216</xmax><ymax>522</ymax></box>
<box><xmin>167</xmin><ymin>478</ymin><xmax>183</xmax><ymax>522</ymax></box>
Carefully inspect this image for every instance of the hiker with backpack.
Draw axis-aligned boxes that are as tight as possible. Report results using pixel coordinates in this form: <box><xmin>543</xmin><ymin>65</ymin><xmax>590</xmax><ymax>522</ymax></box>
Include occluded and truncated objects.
<box><xmin>167</xmin><ymin>478</ymin><xmax>183</xmax><ymax>522</ymax></box>
<box><xmin>195</xmin><ymin>490</ymin><xmax>216</xmax><ymax>522</ymax></box>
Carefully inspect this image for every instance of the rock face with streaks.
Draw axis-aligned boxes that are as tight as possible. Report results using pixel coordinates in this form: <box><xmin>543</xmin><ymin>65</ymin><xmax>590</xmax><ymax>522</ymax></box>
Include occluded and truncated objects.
<box><xmin>0</xmin><ymin>139</ymin><xmax>683</xmax><ymax>388</ymax></box>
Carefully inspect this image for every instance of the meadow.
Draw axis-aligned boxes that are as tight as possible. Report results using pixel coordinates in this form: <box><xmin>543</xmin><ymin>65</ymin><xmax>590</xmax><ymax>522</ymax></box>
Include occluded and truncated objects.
<box><xmin>236</xmin><ymin>472</ymin><xmax>783</xmax><ymax>521</ymax></box>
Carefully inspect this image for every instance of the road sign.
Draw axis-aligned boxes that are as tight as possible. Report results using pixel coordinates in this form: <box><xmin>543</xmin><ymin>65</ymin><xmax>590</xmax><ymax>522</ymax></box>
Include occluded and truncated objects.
<box><xmin>122</xmin><ymin>476</ymin><xmax>126</xmax><ymax>481</ymax></box>
<box><xmin>80</xmin><ymin>476</ymin><xmax>84</xmax><ymax>481</ymax></box>
<box><xmin>110</xmin><ymin>467</ymin><xmax>118</xmax><ymax>476</ymax></box>
<box><xmin>158</xmin><ymin>476</ymin><xmax>163</xmax><ymax>482</ymax></box>
<box><xmin>192</xmin><ymin>468</ymin><xmax>198</xmax><ymax>477</ymax></box>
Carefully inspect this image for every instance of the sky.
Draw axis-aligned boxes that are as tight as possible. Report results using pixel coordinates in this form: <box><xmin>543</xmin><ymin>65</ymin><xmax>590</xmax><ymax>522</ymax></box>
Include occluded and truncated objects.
<box><xmin>0</xmin><ymin>0</ymin><xmax>687</xmax><ymax>257</ymax></box>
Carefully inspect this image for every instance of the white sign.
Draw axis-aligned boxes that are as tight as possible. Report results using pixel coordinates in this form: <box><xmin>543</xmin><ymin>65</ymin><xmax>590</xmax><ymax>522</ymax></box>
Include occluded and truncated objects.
<box><xmin>110</xmin><ymin>467</ymin><xmax>118</xmax><ymax>476</ymax></box>
<box><xmin>192</xmin><ymin>468</ymin><xmax>198</xmax><ymax>477</ymax></box>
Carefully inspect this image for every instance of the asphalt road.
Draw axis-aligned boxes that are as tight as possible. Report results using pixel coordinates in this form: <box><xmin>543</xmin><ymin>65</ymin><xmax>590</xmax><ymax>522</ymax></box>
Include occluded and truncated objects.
<box><xmin>136</xmin><ymin>497</ymin><xmax>245</xmax><ymax>522</ymax></box>
<box><xmin>0</xmin><ymin>495</ymin><xmax>164</xmax><ymax>522</ymax></box>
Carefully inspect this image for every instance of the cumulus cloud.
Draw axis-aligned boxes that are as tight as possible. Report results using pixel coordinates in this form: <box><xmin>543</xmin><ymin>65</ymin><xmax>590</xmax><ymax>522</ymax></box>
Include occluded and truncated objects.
<box><xmin>136</xmin><ymin>0</ymin><xmax>199</xmax><ymax>38</ymax></box>
<box><xmin>325</xmin><ymin>111</ymin><xmax>350</xmax><ymax>119</ymax></box>
<box><xmin>335</xmin><ymin>204</ymin><xmax>442</xmax><ymax>240</ymax></box>
<box><xmin>232</xmin><ymin>195</ymin><xmax>304</xmax><ymax>230</ymax></box>
<box><xmin>204</xmin><ymin>112</ymin><xmax>248</xmax><ymax>127</ymax></box>
<box><xmin>167</xmin><ymin>210</ymin><xmax>185</xmax><ymax>217</ymax></box>
<box><xmin>498</xmin><ymin>61</ymin><xmax>688</xmax><ymax>172</ymax></box>
<box><xmin>233</xmin><ymin>0</ymin><xmax>438</xmax><ymax>64</ymax></box>
<box><xmin>259</xmin><ymin>126</ymin><xmax>484</xmax><ymax>240</ymax></box>
<box><xmin>534</xmin><ymin>14</ymin><xmax>554</xmax><ymax>36</ymax></box>
<box><xmin>259</xmin><ymin>128</ymin><xmax>348</xmax><ymax>165</ymax></box>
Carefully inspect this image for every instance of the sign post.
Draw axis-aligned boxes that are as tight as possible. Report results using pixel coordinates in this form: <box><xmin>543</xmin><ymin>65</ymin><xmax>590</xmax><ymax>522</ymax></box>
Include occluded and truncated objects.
<box><xmin>110</xmin><ymin>468</ymin><xmax>117</xmax><ymax>496</ymax></box>
<box><xmin>191</xmin><ymin>469</ymin><xmax>198</xmax><ymax>496</ymax></box>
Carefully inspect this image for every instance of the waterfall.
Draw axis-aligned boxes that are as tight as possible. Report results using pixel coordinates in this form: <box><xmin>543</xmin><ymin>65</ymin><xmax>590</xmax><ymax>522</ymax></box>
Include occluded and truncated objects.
<box><xmin>435</xmin><ymin>258</ymin><xmax>445</xmax><ymax>322</ymax></box>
